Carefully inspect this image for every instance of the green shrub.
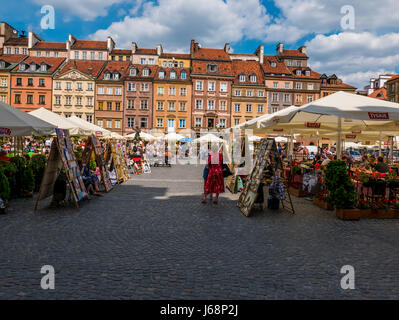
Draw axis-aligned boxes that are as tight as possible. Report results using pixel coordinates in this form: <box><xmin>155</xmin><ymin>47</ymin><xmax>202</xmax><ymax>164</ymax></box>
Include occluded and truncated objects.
<box><xmin>324</xmin><ymin>160</ymin><xmax>357</xmax><ymax>209</ymax></box>
<box><xmin>22</xmin><ymin>164</ymin><xmax>35</xmax><ymax>194</ymax></box>
<box><xmin>0</xmin><ymin>162</ymin><xmax>17</xmax><ymax>198</ymax></box>
<box><xmin>0</xmin><ymin>169</ymin><xmax>11</xmax><ymax>200</ymax></box>
<box><xmin>31</xmin><ymin>154</ymin><xmax>47</xmax><ymax>192</ymax></box>
<box><xmin>9</xmin><ymin>156</ymin><xmax>26</xmax><ymax>197</ymax></box>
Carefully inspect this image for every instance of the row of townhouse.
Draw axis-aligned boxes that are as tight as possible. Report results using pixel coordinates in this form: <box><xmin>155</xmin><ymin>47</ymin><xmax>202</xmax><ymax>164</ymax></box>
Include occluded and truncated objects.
<box><xmin>0</xmin><ymin>22</ymin><xmax>357</xmax><ymax>135</ymax></box>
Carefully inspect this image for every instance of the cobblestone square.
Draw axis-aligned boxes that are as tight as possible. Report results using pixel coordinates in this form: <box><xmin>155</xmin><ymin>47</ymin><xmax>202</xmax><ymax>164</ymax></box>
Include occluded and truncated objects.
<box><xmin>0</xmin><ymin>164</ymin><xmax>398</xmax><ymax>299</ymax></box>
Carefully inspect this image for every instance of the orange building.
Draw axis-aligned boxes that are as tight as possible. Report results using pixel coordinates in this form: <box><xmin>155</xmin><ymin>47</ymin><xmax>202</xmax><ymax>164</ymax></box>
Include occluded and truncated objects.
<box><xmin>10</xmin><ymin>57</ymin><xmax>65</xmax><ymax>112</ymax></box>
<box><xmin>95</xmin><ymin>61</ymin><xmax>130</xmax><ymax>135</ymax></box>
<box><xmin>153</xmin><ymin>68</ymin><xmax>192</xmax><ymax>132</ymax></box>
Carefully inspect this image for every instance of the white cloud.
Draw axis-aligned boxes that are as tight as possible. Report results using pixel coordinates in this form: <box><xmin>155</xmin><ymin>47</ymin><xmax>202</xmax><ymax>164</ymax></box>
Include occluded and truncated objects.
<box><xmin>266</xmin><ymin>0</ymin><xmax>399</xmax><ymax>43</ymax></box>
<box><xmin>90</xmin><ymin>0</ymin><xmax>271</xmax><ymax>52</ymax></box>
<box><xmin>32</xmin><ymin>0</ymin><xmax>127</xmax><ymax>21</ymax></box>
<box><xmin>306</xmin><ymin>32</ymin><xmax>399</xmax><ymax>89</ymax></box>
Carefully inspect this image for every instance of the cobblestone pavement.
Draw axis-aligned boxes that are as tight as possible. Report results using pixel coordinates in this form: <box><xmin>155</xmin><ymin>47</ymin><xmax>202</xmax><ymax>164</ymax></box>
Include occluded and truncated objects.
<box><xmin>0</xmin><ymin>164</ymin><xmax>399</xmax><ymax>299</ymax></box>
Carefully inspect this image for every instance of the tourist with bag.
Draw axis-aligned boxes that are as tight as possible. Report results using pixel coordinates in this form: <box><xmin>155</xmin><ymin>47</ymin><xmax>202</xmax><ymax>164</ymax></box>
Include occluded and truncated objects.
<box><xmin>201</xmin><ymin>145</ymin><xmax>225</xmax><ymax>204</ymax></box>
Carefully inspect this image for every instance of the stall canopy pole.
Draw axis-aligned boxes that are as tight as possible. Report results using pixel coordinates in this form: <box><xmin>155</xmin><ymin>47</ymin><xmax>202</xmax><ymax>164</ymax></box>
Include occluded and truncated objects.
<box><xmin>379</xmin><ymin>131</ymin><xmax>382</xmax><ymax>157</ymax></box>
<box><xmin>337</xmin><ymin>116</ymin><xmax>342</xmax><ymax>159</ymax></box>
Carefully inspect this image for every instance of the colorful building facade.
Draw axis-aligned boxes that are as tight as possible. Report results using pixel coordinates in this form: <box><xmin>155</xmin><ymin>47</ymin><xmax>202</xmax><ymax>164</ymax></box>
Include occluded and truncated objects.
<box><xmin>0</xmin><ymin>54</ymin><xmax>27</xmax><ymax>104</ymax></box>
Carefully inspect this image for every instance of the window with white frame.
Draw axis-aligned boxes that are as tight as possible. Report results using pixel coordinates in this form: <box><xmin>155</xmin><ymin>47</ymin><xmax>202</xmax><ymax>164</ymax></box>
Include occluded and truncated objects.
<box><xmin>180</xmin><ymin>71</ymin><xmax>187</xmax><ymax>79</ymax></box>
<box><xmin>272</xmin><ymin>93</ymin><xmax>278</xmax><ymax>102</ymax></box>
<box><xmin>305</xmin><ymin>70</ymin><xmax>310</xmax><ymax>76</ymax></box>
<box><xmin>157</xmin><ymin>101</ymin><xmax>164</xmax><ymax>110</ymax></box>
<box><xmin>98</xmin><ymin>52</ymin><xmax>103</xmax><ymax>60</ymax></box>
<box><xmin>208</xmin><ymin>81</ymin><xmax>215</xmax><ymax>92</ymax></box>
<box><xmin>0</xmin><ymin>78</ymin><xmax>7</xmax><ymax>87</ymax></box>
<box><xmin>113</xmin><ymin>73</ymin><xmax>119</xmax><ymax>80</ymax></box>
<box><xmin>296</xmin><ymin>83</ymin><xmax>302</xmax><ymax>90</ymax></box>
<box><xmin>149</xmin><ymin>58</ymin><xmax>154</xmax><ymax>65</ymax></box>
<box><xmin>179</xmin><ymin>102</ymin><xmax>186</xmax><ymax>111</ymax></box>
<box><xmin>307</xmin><ymin>95</ymin><xmax>313</xmax><ymax>103</ymax></box>
<box><xmin>235</xmin><ymin>90</ymin><xmax>241</xmax><ymax>96</ymax></box>
<box><xmin>239</xmin><ymin>74</ymin><xmax>246</xmax><ymax>82</ymax></box>
<box><xmin>208</xmin><ymin>100</ymin><xmax>215</xmax><ymax>110</ymax></box>
<box><xmin>249</xmin><ymin>75</ymin><xmax>257</xmax><ymax>83</ymax></box>
<box><xmin>87</xmin><ymin>97</ymin><xmax>93</xmax><ymax>106</ymax></box>
<box><xmin>55</xmin><ymin>82</ymin><xmax>61</xmax><ymax>90</ymax></box>
<box><xmin>156</xmin><ymin>118</ymin><xmax>163</xmax><ymax>128</ymax></box>
<box><xmin>115</xmin><ymin>87</ymin><xmax>121</xmax><ymax>95</ymax></box>
<box><xmin>308</xmin><ymin>83</ymin><xmax>314</xmax><ymax>90</ymax></box>
<box><xmin>296</xmin><ymin>61</ymin><xmax>302</xmax><ymax>67</ymax></box>
<box><xmin>271</xmin><ymin>62</ymin><xmax>277</xmax><ymax>67</ymax></box>
<box><xmin>77</xmin><ymin>82</ymin><xmax>82</xmax><ymax>91</ymax></box>
<box><xmin>6</xmin><ymin>48</ymin><xmax>11</xmax><ymax>54</ymax></box>
<box><xmin>170</xmin><ymin>70</ymin><xmax>176</xmax><ymax>79</ymax></box>
<box><xmin>158</xmin><ymin>70</ymin><xmax>165</xmax><ymax>79</ymax></box>
<box><xmin>180</xmin><ymin>88</ymin><xmax>187</xmax><ymax>96</ymax></box>
<box><xmin>284</xmin><ymin>94</ymin><xmax>290</xmax><ymax>103</ymax></box>
<box><xmin>285</xmin><ymin>82</ymin><xmax>290</xmax><ymax>89</ymax></box>
<box><xmin>115</xmin><ymin>120</ymin><xmax>121</xmax><ymax>129</ymax></box>
<box><xmin>104</xmin><ymin>72</ymin><xmax>111</xmax><ymax>80</ymax></box>
<box><xmin>195</xmin><ymin>118</ymin><xmax>202</xmax><ymax>127</ymax></box>
<box><xmin>169</xmin><ymin>101</ymin><xmax>175</xmax><ymax>111</ymax></box>
<box><xmin>287</xmin><ymin>60</ymin><xmax>293</xmax><ymax>66</ymax></box>
<box><xmin>246</xmin><ymin>90</ymin><xmax>253</xmax><ymax>97</ymax></box>
<box><xmin>195</xmin><ymin>99</ymin><xmax>203</xmax><ymax>109</ymax></box>
<box><xmin>97</xmin><ymin>120</ymin><xmax>103</xmax><ymax>127</ymax></box>
<box><xmin>142</xmin><ymin>68</ymin><xmax>149</xmax><ymax>76</ymax></box>
<box><xmin>82</xmin><ymin>52</ymin><xmax>87</xmax><ymax>60</ymax></box>
<box><xmin>86</xmin><ymin>115</ymin><xmax>93</xmax><ymax>123</ymax></box>
<box><xmin>296</xmin><ymin>70</ymin><xmax>302</xmax><ymax>76</ymax></box>
<box><xmin>127</xmin><ymin>99</ymin><xmax>134</xmax><ymax>109</ymax></box>
<box><xmin>55</xmin><ymin>96</ymin><xmax>61</xmax><ymax>105</ymax></box>
<box><xmin>234</xmin><ymin>104</ymin><xmax>240</xmax><ymax>112</ymax></box>
<box><xmin>66</xmin><ymin>82</ymin><xmax>72</xmax><ymax>90</ymax></box>
<box><xmin>273</xmin><ymin>82</ymin><xmax>278</xmax><ymax>89</ymax></box>
<box><xmin>258</xmin><ymin>91</ymin><xmax>264</xmax><ymax>97</ymax></box>
<box><xmin>88</xmin><ymin>83</ymin><xmax>93</xmax><ymax>91</ymax></box>
<box><xmin>179</xmin><ymin>62</ymin><xmax>184</xmax><ymax>68</ymax></box>
<box><xmin>140</xmin><ymin>58</ymin><xmax>146</xmax><ymax>65</ymax></box>
<box><xmin>296</xmin><ymin>95</ymin><xmax>302</xmax><ymax>103</ymax></box>
<box><xmin>219</xmin><ymin>100</ymin><xmax>227</xmax><ymax>111</ymax></box>
<box><xmin>219</xmin><ymin>119</ymin><xmax>226</xmax><ymax>128</ymax></box>
<box><xmin>90</xmin><ymin>52</ymin><xmax>95</xmax><ymax>60</ymax></box>
<box><xmin>169</xmin><ymin>87</ymin><xmax>176</xmax><ymax>95</ymax></box>
<box><xmin>179</xmin><ymin>119</ymin><xmax>186</xmax><ymax>128</ymax></box>
<box><xmin>65</xmin><ymin>96</ymin><xmax>72</xmax><ymax>105</ymax></box>
<box><xmin>168</xmin><ymin>61</ymin><xmax>173</xmax><ymax>68</ymax></box>
<box><xmin>127</xmin><ymin>117</ymin><xmax>135</xmax><ymax>128</ymax></box>
<box><xmin>220</xmin><ymin>82</ymin><xmax>227</xmax><ymax>92</ymax></box>
<box><xmin>141</xmin><ymin>100</ymin><xmax>148</xmax><ymax>110</ymax></box>
<box><xmin>74</xmin><ymin>51</ymin><xmax>79</xmax><ymax>59</ymax></box>
<box><xmin>158</xmin><ymin>87</ymin><xmax>164</xmax><ymax>95</ymax></box>
<box><xmin>130</xmin><ymin>68</ymin><xmax>137</xmax><ymax>76</ymax></box>
<box><xmin>106</xmin><ymin>120</ymin><xmax>112</xmax><ymax>128</ymax></box>
<box><xmin>98</xmin><ymin>86</ymin><xmax>104</xmax><ymax>94</ymax></box>
<box><xmin>76</xmin><ymin>97</ymin><xmax>82</xmax><ymax>105</ymax></box>
<box><xmin>107</xmin><ymin>87</ymin><xmax>113</xmax><ymax>95</ymax></box>
<box><xmin>141</xmin><ymin>83</ymin><xmax>149</xmax><ymax>91</ymax></box>
<box><xmin>257</xmin><ymin>104</ymin><xmax>264</xmax><ymax>113</ymax></box>
<box><xmin>246</xmin><ymin>104</ymin><xmax>252</xmax><ymax>112</ymax></box>
<box><xmin>196</xmin><ymin>81</ymin><xmax>203</xmax><ymax>91</ymax></box>
<box><xmin>234</xmin><ymin>118</ymin><xmax>240</xmax><ymax>126</ymax></box>
<box><xmin>272</xmin><ymin>107</ymin><xmax>278</xmax><ymax>113</ymax></box>
<box><xmin>128</xmin><ymin>83</ymin><xmax>136</xmax><ymax>91</ymax></box>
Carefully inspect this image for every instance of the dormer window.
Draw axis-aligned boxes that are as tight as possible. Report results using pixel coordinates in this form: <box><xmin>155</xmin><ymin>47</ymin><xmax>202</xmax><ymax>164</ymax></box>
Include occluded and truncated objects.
<box><xmin>19</xmin><ymin>64</ymin><xmax>26</xmax><ymax>71</ymax></box>
<box><xmin>0</xmin><ymin>61</ymin><xmax>5</xmax><ymax>69</ymax></box>
<box><xmin>104</xmin><ymin>72</ymin><xmax>111</xmax><ymax>80</ymax></box>
<box><xmin>30</xmin><ymin>64</ymin><xmax>37</xmax><ymax>71</ymax></box>
<box><xmin>130</xmin><ymin>68</ymin><xmax>137</xmax><ymax>76</ymax></box>
<box><xmin>159</xmin><ymin>70</ymin><xmax>165</xmax><ymax>79</ymax></box>
<box><xmin>305</xmin><ymin>70</ymin><xmax>310</xmax><ymax>77</ymax></box>
<box><xmin>170</xmin><ymin>70</ymin><xmax>176</xmax><ymax>79</ymax></box>
<box><xmin>296</xmin><ymin>70</ymin><xmax>302</xmax><ymax>76</ymax></box>
<box><xmin>40</xmin><ymin>64</ymin><xmax>47</xmax><ymax>72</ymax></box>
<box><xmin>239</xmin><ymin>74</ymin><xmax>246</xmax><ymax>82</ymax></box>
<box><xmin>180</xmin><ymin>71</ymin><xmax>187</xmax><ymax>80</ymax></box>
<box><xmin>179</xmin><ymin>62</ymin><xmax>184</xmax><ymax>68</ymax></box>
<box><xmin>271</xmin><ymin>62</ymin><xmax>277</xmax><ymax>67</ymax></box>
<box><xmin>249</xmin><ymin>75</ymin><xmax>257</xmax><ymax>83</ymax></box>
<box><xmin>207</xmin><ymin>63</ymin><xmax>218</xmax><ymax>73</ymax></box>
<box><xmin>113</xmin><ymin>73</ymin><xmax>119</xmax><ymax>80</ymax></box>
<box><xmin>142</xmin><ymin>68</ymin><xmax>150</xmax><ymax>76</ymax></box>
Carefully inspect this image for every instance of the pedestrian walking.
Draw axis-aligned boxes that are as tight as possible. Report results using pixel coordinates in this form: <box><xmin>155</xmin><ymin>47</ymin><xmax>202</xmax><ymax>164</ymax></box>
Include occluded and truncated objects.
<box><xmin>202</xmin><ymin>145</ymin><xmax>225</xmax><ymax>204</ymax></box>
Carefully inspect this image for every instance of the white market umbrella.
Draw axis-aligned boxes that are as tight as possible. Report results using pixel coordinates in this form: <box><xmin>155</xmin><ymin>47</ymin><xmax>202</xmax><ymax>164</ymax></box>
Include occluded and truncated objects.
<box><xmin>125</xmin><ymin>132</ymin><xmax>155</xmax><ymax>141</ymax></box>
<box><xmin>110</xmin><ymin>132</ymin><xmax>124</xmax><ymax>140</ymax></box>
<box><xmin>29</xmin><ymin>108</ymin><xmax>90</xmax><ymax>136</ymax></box>
<box><xmin>194</xmin><ymin>133</ymin><xmax>225</xmax><ymax>143</ymax></box>
<box><xmin>248</xmin><ymin>135</ymin><xmax>263</xmax><ymax>142</ymax></box>
<box><xmin>67</xmin><ymin>116</ymin><xmax>112</xmax><ymax>138</ymax></box>
<box><xmin>0</xmin><ymin>102</ymin><xmax>56</xmax><ymax>136</ymax></box>
<box><xmin>157</xmin><ymin>132</ymin><xmax>185</xmax><ymax>141</ymax></box>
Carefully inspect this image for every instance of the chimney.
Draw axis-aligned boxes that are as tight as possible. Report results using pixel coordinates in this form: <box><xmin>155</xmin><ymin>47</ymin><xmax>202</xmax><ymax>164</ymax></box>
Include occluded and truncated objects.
<box><xmin>298</xmin><ymin>46</ymin><xmax>306</xmax><ymax>55</ymax></box>
<box><xmin>277</xmin><ymin>42</ymin><xmax>283</xmax><ymax>55</ymax></box>
<box><xmin>156</xmin><ymin>43</ymin><xmax>163</xmax><ymax>56</ymax></box>
<box><xmin>107</xmin><ymin>36</ymin><xmax>115</xmax><ymax>53</ymax></box>
<box><xmin>190</xmin><ymin>39</ymin><xmax>195</xmax><ymax>55</ymax></box>
<box><xmin>132</xmin><ymin>42</ymin><xmax>137</xmax><ymax>54</ymax></box>
<box><xmin>28</xmin><ymin>31</ymin><xmax>40</xmax><ymax>49</ymax></box>
<box><xmin>224</xmin><ymin>43</ymin><xmax>230</xmax><ymax>53</ymax></box>
<box><xmin>66</xmin><ymin>40</ymin><xmax>70</xmax><ymax>51</ymax></box>
<box><xmin>68</xmin><ymin>33</ymin><xmax>76</xmax><ymax>45</ymax></box>
<box><xmin>255</xmin><ymin>44</ymin><xmax>264</xmax><ymax>64</ymax></box>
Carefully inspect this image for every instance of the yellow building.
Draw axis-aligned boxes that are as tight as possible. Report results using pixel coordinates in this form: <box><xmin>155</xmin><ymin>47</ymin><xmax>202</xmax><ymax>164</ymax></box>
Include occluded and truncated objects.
<box><xmin>0</xmin><ymin>54</ymin><xmax>27</xmax><ymax>104</ymax></box>
<box><xmin>231</xmin><ymin>60</ymin><xmax>267</xmax><ymax>126</ymax></box>
<box><xmin>52</xmin><ymin>60</ymin><xmax>106</xmax><ymax>122</ymax></box>
<box><xmin>109</xmin><ymin>49</ymin><xmax>132</xmax><ymax>62</ymax></box>
<box><xmin>153</xmin><ymin>68</ymin><xmax>192</xmax><ymax>132</ymax></box>
<box><xmin>159</xmin><ymin>53</ymin><xmax>191</xmax><ymax>69</ymax></box>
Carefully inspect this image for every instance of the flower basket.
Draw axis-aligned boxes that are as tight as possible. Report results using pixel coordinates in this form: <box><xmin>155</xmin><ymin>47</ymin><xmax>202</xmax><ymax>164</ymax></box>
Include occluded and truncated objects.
<box><xmin>336</xmin><ymin>208</ymin><xmax>362</xmax><ymax>220</ymax></box>
<box><xmin>313</xmin><ymin>197</ymin><xmax>334</xmax><ymax>210</ymax></box>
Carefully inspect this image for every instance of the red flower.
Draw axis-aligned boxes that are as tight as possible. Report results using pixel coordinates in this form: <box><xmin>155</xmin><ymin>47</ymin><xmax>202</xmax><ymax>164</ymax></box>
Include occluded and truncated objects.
<box><xmin>372</xmin><ymin>205</ymin><xmax>377</xmax><ymax>210</ymax></box>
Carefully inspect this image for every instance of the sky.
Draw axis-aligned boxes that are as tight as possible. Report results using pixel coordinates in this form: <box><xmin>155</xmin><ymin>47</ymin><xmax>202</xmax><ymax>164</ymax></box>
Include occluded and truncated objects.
<box><xmin>1</xmin><ymin>0</ymin><xmax>399</xmax><ymax>89</ymax></box>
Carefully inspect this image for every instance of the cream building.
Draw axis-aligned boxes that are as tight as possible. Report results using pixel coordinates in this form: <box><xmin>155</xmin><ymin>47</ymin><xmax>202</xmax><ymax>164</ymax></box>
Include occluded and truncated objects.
<box><xmin>52</xmin><ymin>60</ymin><xmax>106</xmax><ymax>122</ymax></box>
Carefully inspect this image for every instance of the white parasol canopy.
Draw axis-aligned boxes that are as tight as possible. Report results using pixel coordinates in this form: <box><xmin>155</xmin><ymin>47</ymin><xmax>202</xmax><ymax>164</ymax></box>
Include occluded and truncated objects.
<box><xmin>194</xmin><ymin>133</ymin><xmax>225</xmax><ymax>143</ymax></box>
<box><xmin>28</xmin><ymin>108</ymin><xmax>91</xmax><ymax>136</ymax></box>
<box><xmin>0</xmin><ymin>102</ymin><xmax>56</xmax><ymax>136</ymax></box>
<box><xmin>125</xmin><ymin>132</ymin><xmax>155</xmax><ymax>141</ymax></box>
<box><xmin>156</xmin><ymin>132</ymin><xmax>185</xmax><ymax>141</ymax></box>
<box><xmin>67</xmin><ymin>116</ymin><xmax>112</xmax><ymax>138</ymax></box>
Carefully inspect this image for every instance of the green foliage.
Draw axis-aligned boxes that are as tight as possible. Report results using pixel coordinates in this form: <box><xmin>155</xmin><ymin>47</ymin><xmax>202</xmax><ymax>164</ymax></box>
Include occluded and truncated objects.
<box><xmin>324</xmin><ymin>160</ymin><xmax>357</xmax><ymax>209</ymax></box>
<box><xmin>22</xmin><ymin>164</ymin><xmax>35</xmax><ymax>194</ymax></box>
<box><xmin>0</xmin><ymin>169</ymin><xmax>11</xmax><ymax>200</ymax></box>
<box><xmin>89</xmin><ymin>156</ymin><xmax>97</xmax><ymax>172</ymax></box>
<box><xmin>0</xmin><ymin>162</ymin><xmax>17</xmax><ymax>198</ymax></box>
<box><xmin>31</xmin><ymin>154</ymin><xmax>47</xmax><ymax>192</ymax></box>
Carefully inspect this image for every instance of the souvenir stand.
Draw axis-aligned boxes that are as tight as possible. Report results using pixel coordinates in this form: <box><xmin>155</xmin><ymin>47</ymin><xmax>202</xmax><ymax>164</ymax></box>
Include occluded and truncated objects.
<box><xmin>35</xmin><ymin>129</ymin><xmax>88</xmax><ymax>210</ymax></box>
<box><xmin>83</xmin><ymin>134</ymin><xmax>113</xmax><ymax>193</ymax></box>
<box><xmin>105</xmin><ymin>140</ymin><xmax>129</xmax><ymax>184</ymax></box>
<box><xmin>238</xmin><ymin>138</ymin><xmax>295</xmax><ymax>217</ymax></box>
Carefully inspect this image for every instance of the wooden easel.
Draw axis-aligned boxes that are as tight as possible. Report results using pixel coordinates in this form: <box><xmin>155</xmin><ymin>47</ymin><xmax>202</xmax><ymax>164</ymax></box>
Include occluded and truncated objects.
<box><xmin>238</xmin><ymin>138</ymin><xmax>294</xmax><ymax>217</ymax></box>
<box><xmin>35</xmin><ymin>129</ymin><xmax>88</xmax><ymax>210</ymax></box>
<box><xmin>83</xmin><ymin>135</ymin><xmax>113</xmax><ymax>193</ymax></box>
<box><xmin>105</xmin><ymin>140</ymin><xmax>129</xmax><ymax>184</ymax></box>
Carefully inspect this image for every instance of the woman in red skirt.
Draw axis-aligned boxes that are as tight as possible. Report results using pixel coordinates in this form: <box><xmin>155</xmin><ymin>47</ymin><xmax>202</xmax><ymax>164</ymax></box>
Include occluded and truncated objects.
<box><xmin>202</xmin><ymin>145</ymin><xmax>225</xmax><ymax>204</ymax></box>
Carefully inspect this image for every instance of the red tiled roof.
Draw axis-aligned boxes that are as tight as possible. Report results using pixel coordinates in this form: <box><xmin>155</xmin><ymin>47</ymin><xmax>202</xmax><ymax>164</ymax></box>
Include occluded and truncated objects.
<box><xmin>386</xmin><ymin>75</ymin><xmax>399</xmax><ymax>82</ymax></box>
<box><xmin>135</xmin><ymin>48</ymin><xmax>157</xmax><ymax>55</ymax></box>
<box><xmin>125</xmin><ymin>64</ymin><xmax>158</xmax><ymax>79</ymax></box>
<box><xmin>154</xmin><ymin>67</ymin><xmax>190</xmax><ymax>81</ymax></box>
<box><xmin>98</xmin><ymin>61</ymin><xmax>132</xmax><ymax>79</ymax></box>
<box><xmin>369</xmin><ymin>87</ymin><xmax>387</xmax><ymax>100</ymax></box>
<box><xmin>15</xmin><ymin>57</ymin><xmax>66</xmax><ymax>73</ymax></box>
<box><xmin>281</xmin><ymin>49</ymin><xmax>307</xmax><ymax>58</ymax></box>
<box><xmin>4</xmin><ymin>37</ymin><xmax>29</xmax><ymax>46</ymax></box>
<box><xmin>160</xmin><ymin>53</ymin><xmax>190</xmax><ymax>59</ymax></box>
<box><xmin>288</xmin><ymin>66</ymin><xmax>321</xmax><ymax>79</ymax></box>
<box><xmin>262</xmin><ymin>55</ymin><xmax>291</xmax><ymax>74</ymax></box>
<box><xmin>111</xmin><ymin>49</ymin><xmax>131</xmax><ymax>55</ymax></box>
<box><xmin>191</xmin><ymin>60</ymin><xmax>233</xmax><ymax>76</ymax></box>
<box><xmin>192</xmin><ymin>48</ymin><xmax>230</xmax><ymax>61</ymax></box>
<box><xmin>32</xmin><ymin>42</ymin><xmax>67</xmax><ymax>51</ymax></box>
<box><xmin>0</xmin><ymin>54</ymin><xmax>27</xmax><ymax>64</ymax></box>
<box><xmin>232</xmin><ymin>60</ymin><xmax>263</xmax><ymax>85</ymax></box>
<box><xmin>59</xmin><ymin>60</ymin><xmax>106</xmax><ymax>78</ymax></box>
<box><xmin>71</xmin><ymin>40</ymin><xmax>108</xmax><ymax>50</ymax></box>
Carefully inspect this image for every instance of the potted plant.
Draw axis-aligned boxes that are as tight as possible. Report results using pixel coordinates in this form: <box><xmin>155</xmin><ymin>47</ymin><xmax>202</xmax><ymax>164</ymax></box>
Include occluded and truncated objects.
<box><xmin>313</xmin><ymin>191</ymin><xmax>333</xmax><ymax>210</ymax></box>
<box><xmin>31</xmin><ymin>154</ymin><xmax>46</xmax><ymax>192</ymax></box>
<box><xmin>325</xmin><ymin>161</ymin><xmax>358</xmax><ymax>220</ymax></box>
<box><xmin>21</xmin><ymin>163</ymin><xmax>35</xmax><ymax>197</ymax></box>
<box><xmin>0</xmin><ymin>168</ymin><xmax>10</xmax><ymax>212</ymax></box>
